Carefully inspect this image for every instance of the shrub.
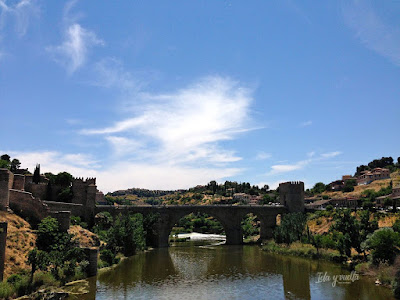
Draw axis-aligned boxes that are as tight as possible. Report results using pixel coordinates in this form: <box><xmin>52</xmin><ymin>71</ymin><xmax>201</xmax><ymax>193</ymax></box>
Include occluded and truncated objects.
<box><xmin>0</xmin><ymin>281</ymin><xmax>14</xmax><ymax>299</ymax></box>
<box><xmin>366</xmin><ymin>228</ymin><xmax>400</xmax><ymax>265</ymax></box>
<box><xmin>100</xmin><ymin>249</ymin><xmax>119</xmax><ymax>267</ymax></box>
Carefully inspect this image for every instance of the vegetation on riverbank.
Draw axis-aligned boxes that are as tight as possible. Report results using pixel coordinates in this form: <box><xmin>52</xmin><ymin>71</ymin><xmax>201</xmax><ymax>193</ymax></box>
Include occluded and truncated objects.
<box><xmin>265</xmin><ymin>210</ymin><xmax>400</xmax><ymax>297</ymax></box>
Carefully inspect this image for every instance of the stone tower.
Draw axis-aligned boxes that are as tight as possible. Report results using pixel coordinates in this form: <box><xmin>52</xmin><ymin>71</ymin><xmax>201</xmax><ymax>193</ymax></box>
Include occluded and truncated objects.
<box><xmin>279</xmin><ymin>181</ymin><xmax>305</xmax><ymax>213</ymax></box>
<box><xmin>0</xmin><ymin>169</ymin><xmax>13</xmax><ymax>211</ymax></box>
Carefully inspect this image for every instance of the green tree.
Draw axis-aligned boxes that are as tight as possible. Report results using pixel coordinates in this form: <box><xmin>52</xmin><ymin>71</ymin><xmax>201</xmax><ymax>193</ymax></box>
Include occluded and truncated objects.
<box><xmin>0</xmin><ymin>154</ymin><xmax>10</xmax><ymax>161</ymax></box>
<box><xmin>310</xmin><ymin>234</ymin><xmax>323</xmax><ymax>255</ymax></box>
<box><xmin>343</xmin><ymin>179</ymin><xmax>357</xmax><ymax>193</ymax></box>
<box><xmin>10</xmin><ymin>159</ymin><xmax>21</xmax><ymax>172</ymax></box>
<box><xmin>274</xmin><ymin>213</ymin><xmax>306</xmax><ymax>245</ymax></box>
<box><xmin>312</xmin><ymin>182</ymin><xmax>326</xmax><ymax>194</ymax></box>
<box><xmin>366</xmin><ymin>228</ymin><xmax>400</xmax><ymax>265</ymax></box>
<box><xmin>331</xmin><ymin>209</ymin><xmax>362</xmax><ymax>254</ymax></box>
<box><xmin>27</xmin><ymin>248</ymin><xmax>49</xmax><ymax>285</ymax></box>
<box><xmin>33</xmin><ymin>164</ymin><xmax>41</xmax><ymax>184</ymax></box>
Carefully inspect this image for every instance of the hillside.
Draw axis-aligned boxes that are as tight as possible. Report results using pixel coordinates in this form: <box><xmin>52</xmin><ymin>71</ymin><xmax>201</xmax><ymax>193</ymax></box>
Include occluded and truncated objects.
<box><xmin>0</xmin><ymin>212</ymin><xmax>100</xmax><ymax>279</ymax></box>
<box><xmin>0</xmin><ymin>211</ymin><xmax>36</xmax><ymax>279</ymax></box>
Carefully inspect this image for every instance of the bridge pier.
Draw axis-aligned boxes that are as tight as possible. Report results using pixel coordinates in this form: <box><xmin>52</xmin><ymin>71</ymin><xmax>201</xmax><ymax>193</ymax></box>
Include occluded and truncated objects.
<box><xmin>225</xmin><ymin>219</ymin><xmax>243</xmax><ymax>245</ymax></box>
<box><xmin>259</xmin><ymin>215</ymin><xmax>277</xmax><ymax>241</ymax></box>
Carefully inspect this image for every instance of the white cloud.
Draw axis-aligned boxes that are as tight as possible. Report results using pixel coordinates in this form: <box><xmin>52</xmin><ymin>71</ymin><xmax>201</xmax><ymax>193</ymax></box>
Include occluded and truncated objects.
<box><xmin>300</xmin><ymin>120</ymin><xmax>312</xmax><ymax>127</ymax></box>
<box><xmin>256</xmin><ymin>151</ymin><xmax>272</xmax><ymax>160</ymax></box>
<box><xmin>4</xmin><ymin>150</ymin><xmax>241</xmax><ymax>192</ymax></box>
<box><xmin>47</xmin><ymin>0</ymin><xmax>103</xmax><ymax>73</ymax></box>
<box><xmin>269</xmin><ymin>159</ymin><xmax>311</xmax><ymax>175</ymax></box>
<box><xmin>342</xmin><ymin>1</ymin><xmax>400</xmax><ymax>67</ymax></box>
<box><xmin>6</xmin><ymin>150</ymin><xmax>99</xmax><ymax>177</ymax></box>
<box><xmin>47</xmin><ymin>23</ymin><xmax>103</xmax><ymax>73</ymax></box>
<box><xmin>81</xmin><ymin>76</ymin><xmax>254</xmax><ymax>166</ymax></box>
<box><xmin>320</xmin><ymin>151</ymin><xmax>342</xmax><ymax>158</ymax></box>
<box><xmin>0</xmin><ymin>0</ymin><xmax>38</xmax><ymax>37</ymax></box>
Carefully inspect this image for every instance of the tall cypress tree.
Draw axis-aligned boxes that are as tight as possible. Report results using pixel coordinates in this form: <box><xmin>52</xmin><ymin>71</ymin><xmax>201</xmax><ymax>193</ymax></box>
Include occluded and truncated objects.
<box><xmin>33</xmin><ymin>164</ymin><xmax>41</xmax><ymax>184</ymax></box>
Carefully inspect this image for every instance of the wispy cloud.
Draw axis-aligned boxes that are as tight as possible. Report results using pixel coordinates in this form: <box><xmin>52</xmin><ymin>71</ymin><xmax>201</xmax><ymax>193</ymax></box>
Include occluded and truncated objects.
<box><xmin>256</xmin><ymin>151</ymin><xmax>272</xmax><ymax>160</ymax></box>
<box><xmin>0</xmin><ymin>0</ymin><xmax>39</xmax><ymax>37</ymax></box>
<box><xmin>267</xmin><ymin>151</ymin><xmax>343</xmax><ymax>175</ymax></box>
<box><xmin>47</xmin><ymin>0</ymin><xmax>103</xmax><ymax>73</ymax></box>
<box><xmin>81</xmin><ymin>76</ymin><xmax>254</xmax><ymax>166</ymax></box>
<box><xmin>320</xmin><ymin>151</ymin><xmax>342</xmax><ymax>158</ymax></box>
<box><xmin>5</xmin><ymin>150</ymin><xmax>241</xmax><ymax>192</ymax></box>
<box><xmin>300</xmin><ymin>120</ymin><xmax>312</xmax><ymax>127</ymax></box>
<box><xmin>342</xmin><ymin>1</ymin><xmax>400</xmax><ymax>67</ymax></box>
<box><xmin>269</xmin><ymin>159</ymin><xmax>311</xmax><ymax>175</ymax></box>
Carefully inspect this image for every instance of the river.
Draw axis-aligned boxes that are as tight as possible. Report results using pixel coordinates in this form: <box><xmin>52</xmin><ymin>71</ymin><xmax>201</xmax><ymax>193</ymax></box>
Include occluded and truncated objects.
<box><xmin>77</xmin><ymin>235</ymin><xmax>394</xmax><ymax>300</ymax></box>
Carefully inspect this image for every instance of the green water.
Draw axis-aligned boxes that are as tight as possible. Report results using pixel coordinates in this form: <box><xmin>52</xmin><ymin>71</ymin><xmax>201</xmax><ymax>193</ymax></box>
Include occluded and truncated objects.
<box><xmin>80</xmin><ymin>241</ymin><xmax>394</xmax><ymax>300</ymax></box>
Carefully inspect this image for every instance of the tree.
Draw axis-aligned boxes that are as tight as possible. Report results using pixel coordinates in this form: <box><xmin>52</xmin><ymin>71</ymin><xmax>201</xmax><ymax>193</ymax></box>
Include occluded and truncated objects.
<box><xmin>331</xmin><ymin>209</ymin><xmax>362</xmax><ymax>254</ymax></box>
<box><xmin>311</xmin><ymin>234</ymin><xmax>323</xmax><ymax>255</ymax></box>
<box><xmin>366</xmin><ymin>228</ymin><xmax>400</xmax><ymax>265</ymax></box>
<box><xmin>343</xmin><ymin>179</ymin><xmax>356</xmax><ymax>193</ymax></box>
<box><xmin>10</xmin><ymin>159</ymin><xmax>21</xmax><ymax>172</ymax></box>
<box><xmin>54</xmin><ymin>172</ymin><xmax>73</xmax><ymax>187</ymax></box>
<box><xmin>27</xmin><ymin>248</ymin><xmax>49</xmax><ymax>285</ymax></box>
<box><xmin>274</xmin><ymin>213</ymin><xmax>306</xmax><ymax>245</ymax></box>
<box><xmin>0</xmin><ymin>154</ymin><xmax>10</xmax><ymax>162</ymax></box>
<box><xmin>312</xmin><ymin>182</ymin><xmax>326</xmax><ymax>194</ymax></box>
<box><xmin>33</xmin><ymin>164</ymin><xmax>41</xmax><ymax>184</ymax></box>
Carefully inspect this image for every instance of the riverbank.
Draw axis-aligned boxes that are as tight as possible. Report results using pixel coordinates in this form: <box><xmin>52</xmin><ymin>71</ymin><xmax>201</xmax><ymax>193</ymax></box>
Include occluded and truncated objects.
<box><xmin>262</xmin><ymin>240</ymin><xmax>399</xmax><ymax>296</ymax></box>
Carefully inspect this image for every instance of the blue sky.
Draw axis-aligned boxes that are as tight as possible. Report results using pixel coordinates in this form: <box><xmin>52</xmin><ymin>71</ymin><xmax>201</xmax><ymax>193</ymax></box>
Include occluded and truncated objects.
<box><xmin>1</xmin><ymin>0</ymin><xmax>399</xmax><ymax>192</ymax></box>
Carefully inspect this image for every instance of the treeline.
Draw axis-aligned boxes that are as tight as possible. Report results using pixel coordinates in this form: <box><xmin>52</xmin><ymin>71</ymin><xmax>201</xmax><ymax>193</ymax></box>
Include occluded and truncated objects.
<box><xmin>189</xmin><ymin>180</ymin><xmax>270</xmax><ymax>196</ymax></box>
<box><xmin>356</xmin><ymin>156</ymin><xmax>400</xmax><ymax>176</ymax></box>
<box><xmin>109</xmin><ymin>188</ymin><xmax>176</xmax><ymax>198</ymax></box>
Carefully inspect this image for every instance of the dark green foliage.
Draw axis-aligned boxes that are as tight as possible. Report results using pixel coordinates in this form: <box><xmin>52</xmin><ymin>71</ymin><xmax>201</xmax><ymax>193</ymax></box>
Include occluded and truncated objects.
<box><xmin>241</xmin><ymin>214</ymin><xmax>259</xmax><ymax>238</ymax></box>
<box><xmin>331</xmin><ymin>209</ymin><xmax>362</xmax><ymax>255</ymax></box>
<box><xmin>175</xmin><ymin>213</ymin><xmax>224</xmax><ymax>234</ymax></box>
<box><xmin>366</xmin><ymin>228</ymin><xmax>400</xmax><ymax>265</ymax></box>
<box><xmin>0</xmin><ymin>154</ymin><xmax>10</xmax><ymax>161</ymax></box>
<box><xmin>355</xmin><ymin>156</ymin><xmax>395</xmax><ymax>176</ymax></box>
<box><xmin>359</xmin><ymin>210</ymin><xmax>378</xmax><ymax>241</ymax></box>
<box><xmin>70</xmin><ymin>216</ymin><xmax>88</xmax><ymax>228</ymax></box>
<box><xmin>54</xmin><ymin>172</ymin><xmax>73</xmax><ymax>187</ymax></box>
<box><xmin>343</xmin><ymin>179</ymin><xmax>357</xmax><ymax>193</ymax></box>
<box><xmin>57</xmin><ymin>187</ymin><xmax>73</xmax><ymax>203</ymax></box>
<box><xmin>274</xmin><ymin>213</ymin><xmax>307</xmax><ymax>245</ymax></box>
<box><xmin>29</xmin><ymin>217</ymin><xmax>86</xmax><ymax>284</ymax></box>
<box><xmin>100</xmin><ymin>249</ymin><xmax>119</xmax><ymax>267</ymax></box>
<box><xmin>393</xmin><ymin>219</ymin><xmax>400</xmax><ymax>233</ymax></box>
<box><xmin>10</xmin><ymin>159</ymin><xmax>21</xmax><ymax>172</ymax></box>
<box><xmin>312</xmin><ymin>182</ymin><xmax>327</xmax><ymax>194</ymax></box>
<box><xmin>326</xmin><ymin>205</ymin><xmax>333</xmax><ymax>211</ymax></box>
<box><xmin>105</xmin><ymin>214</ymin><xmax>146</xmax><ymax>257</ymax></box>
<box><xmin>32</xmin><ymin>164</ymin><xmax>40</xmax><ymax>184</ymax></box>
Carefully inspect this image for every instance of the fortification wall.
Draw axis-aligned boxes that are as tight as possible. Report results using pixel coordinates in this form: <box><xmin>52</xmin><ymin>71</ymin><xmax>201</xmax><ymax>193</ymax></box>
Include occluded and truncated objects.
<box><xmin>9</xmin><ymin>189</ymin><xmax>50</xmax><ymax>222</ymax></box>
<box><xmin>279</xmin><ymin>181</ymin><xmax>305</xmax><ymax>213</ymax></box>
<box><xmin>43</xmin><ymin>201</ymin><xmax>84</xmax><ymax>217</ymax></box>
<box><xmin>25</xmin><ymin>183</ymin><xmax>48</xmax><ymax>200</ymax></box>
<box><xmin>12</xmin><ymin>174</ymin><xmax>25</xmax><ymax>190</ymax></box>
<box><xmin>0</xmin><ymin>169</ymin><xmax>12</xmax><ymax>211</ymax></box>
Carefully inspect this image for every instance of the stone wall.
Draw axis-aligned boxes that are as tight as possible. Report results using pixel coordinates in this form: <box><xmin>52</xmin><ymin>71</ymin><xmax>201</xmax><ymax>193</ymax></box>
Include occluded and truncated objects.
<box><xmin>50</xmin><ymin>211</ymin><xmax>71</xmax><ymax>232</ymax></box>
<box><xmin>279</xmin><ymin>181</ymin><xmax>305</xmax><ymax>213</ymax></box>
<box><xmin>0</xmin><ymin>169</ymin><xmax>11</xmax><ymax>211</ymax></box>
<box><xmin>43</xmin><ymin>201</ymin><xmax>84</xmax><ymax>217</ymax></box>
<box><xmin>9</xmin><ymin>189</ymin><xmax>50</xmax><ymax>222</ymax></box>
<box><xmin>25</xmin><ymin>183</ymin><xmax>48</xmax><ymax>200</ymax></box>
<box><xmin>12</xmin><ymin>174</ymin><xmax>25</xmax><ymax>190</ymax></box>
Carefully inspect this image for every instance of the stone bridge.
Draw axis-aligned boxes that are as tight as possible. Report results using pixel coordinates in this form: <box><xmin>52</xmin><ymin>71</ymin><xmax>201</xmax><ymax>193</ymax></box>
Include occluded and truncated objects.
<box><xmin>95</xmin><ymin>204</ymin><xmax>287</xmax><ymax>247</ymax></box>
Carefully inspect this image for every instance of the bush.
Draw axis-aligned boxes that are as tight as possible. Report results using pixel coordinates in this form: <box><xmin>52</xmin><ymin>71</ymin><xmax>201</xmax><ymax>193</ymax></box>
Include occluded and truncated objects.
<box><xmin>0</xmin><ymin>281</ymin><xmax>14</xmax><ymax>299</ymax></box>
<box><xmin>366</xmin><ymin>228</ymin><xmax>400</xmax><ymax>265</ymax></box>
<box><xmin>100</xmin><ymin>249</ymin><xmax>119</xmax><ymax>267</ymax></box>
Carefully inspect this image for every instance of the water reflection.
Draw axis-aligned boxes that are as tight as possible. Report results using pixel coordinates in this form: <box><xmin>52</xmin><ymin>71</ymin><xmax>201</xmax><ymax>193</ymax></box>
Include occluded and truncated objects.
<box><xmin>84</xmin><ymin>241</ymin><xmax>393</xmax><ymax>300</ymax></box>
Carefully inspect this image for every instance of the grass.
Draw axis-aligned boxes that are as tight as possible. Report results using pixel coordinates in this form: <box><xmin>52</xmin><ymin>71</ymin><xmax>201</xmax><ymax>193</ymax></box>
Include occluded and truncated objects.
<box><xmin>262</xmin><ymin>241</ymin><xmax>343</xmax><ymax>262</ymax></box>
